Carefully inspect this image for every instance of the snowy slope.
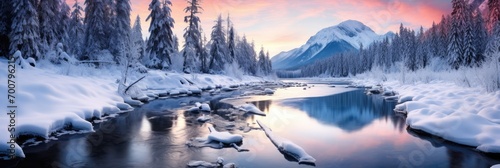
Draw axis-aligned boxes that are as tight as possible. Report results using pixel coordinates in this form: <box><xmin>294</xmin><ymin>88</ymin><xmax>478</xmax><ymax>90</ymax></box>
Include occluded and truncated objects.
<box><xmin>272</xmin><ymin>20</ymin><xmax>393</xmax><ymax>70</ymax></box>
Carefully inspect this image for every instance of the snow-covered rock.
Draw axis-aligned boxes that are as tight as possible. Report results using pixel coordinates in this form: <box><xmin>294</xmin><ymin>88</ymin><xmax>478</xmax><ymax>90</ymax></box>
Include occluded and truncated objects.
<box><xmin>382</xmin><ymin>90</ymin><xmax>396</xmax><ymax>96</ymax></box>
<box><xmin>264</xmin><ymin>88</ymin><xmax>275</xmax><ymax>94</ymax></box>
<box><xmin>189</xmin><ymin>87</ymin><xmax>202</xmax><ymax>94</ymax></box>
<box><xmin>26</xmin><ymin>57</ymin><xmax>36</xmax><ymax>67</ymax></box>
<box><xmin>187</xmin><ymin>102</ymin><xmax>211</xmax><ymax>112</ymax></box>
<box><xmin>199</xmin><ymin>103</ymin><xmax>211</xmax><ymax>112</ymax></box>
<box><xmin>221</xmin><ymin>86</ymin><xmax>236</xmax><ymax>92</ymax></box>
<box><xmin>186</xmin><ymin>126</ymin><xmax>246</xmax><ymax>151</ymax></box>
<box><xmin>398</xmin><ymin>95</ymin><xmax>413</xmax><ymax>104</ymax></box>
<box><xmin>256</xmin><ymin>120</ymin><xmax>316</xmax><ymax>165</ymax></box>
<box><xmin>13</xmin><ymin>50</ymin><xmax>34</xmax><ymax>69</ymax></box>
<box><xmin>238</xmin><ymin>103</ymin><xmax>266</xmax><ymax>116</ymax></box>
<box><xmin>187</xmin><ymin>160</ymin><xmax>219</xmax><ymax>167</ymax></box>
<box><xmin>124</xmin><ymin>96</ymin><xmax>144</xmax><ymax>106</ymax></box>
<box><xmin>197</xmin><ymin>114</ymin><xmax>212</xmax><ymax>122</ymax></box>
<box><xmin>207</xmin><ymin>126</ymin><xmax>243</xmax><ymax>144</ymax></box>
<box><xmin>187</xmin><ymin>157</ymin><xmax>236</xmax><ymax>168</ymax></box>
<box><xmin>116</xmin><ymin>102</ymin><xmax>134</xmax><ymax>111</ymax></box>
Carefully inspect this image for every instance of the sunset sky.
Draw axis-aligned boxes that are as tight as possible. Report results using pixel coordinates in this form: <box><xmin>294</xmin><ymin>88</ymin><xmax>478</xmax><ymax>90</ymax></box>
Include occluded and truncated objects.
<box><xmin>71</xmin><ymin>0</ymin><xmax>453</xmax><ymax>57</ymax></box>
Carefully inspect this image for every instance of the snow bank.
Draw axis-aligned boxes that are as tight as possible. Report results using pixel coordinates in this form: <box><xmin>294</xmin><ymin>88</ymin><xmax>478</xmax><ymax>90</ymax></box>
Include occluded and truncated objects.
<box><xmin>256</xmin><ymin>120</ymin><xmax>316</xmax><ymax>165</ymax></box>
<box><xmin>138</xmin><ymin>70</ymin><xmax>265</xmax><ymax>95</ymax></box>
<box><xmin>0</xmin><ymin>57</ymin><xmax>272</xmax><ymax>160</ymax></box>
<box><xmin>238</xmin><ymin>103</ymin><xmax>266</xmax><ymax>116</ymax></box>
<box><xmin>0</xmin><ymin>60</ymin><xmax>130</xmax><ymax>159</ymax></box>
<box><xmin>356</xmin><ymin>78</ymin><xmax>500</xmax><ymax>153</ymax></box>
<box><xmin>492</xmin><ymin>164</ymin><xmax>500</xmax><ymax>168</ymax></box>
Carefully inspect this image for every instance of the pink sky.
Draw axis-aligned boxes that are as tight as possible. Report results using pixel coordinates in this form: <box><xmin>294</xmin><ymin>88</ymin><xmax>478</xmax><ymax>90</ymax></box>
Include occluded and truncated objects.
<box><xmin>70</xmin><ymin>0</ymin><xmax>452</xmax><ymax>57</ymax></box>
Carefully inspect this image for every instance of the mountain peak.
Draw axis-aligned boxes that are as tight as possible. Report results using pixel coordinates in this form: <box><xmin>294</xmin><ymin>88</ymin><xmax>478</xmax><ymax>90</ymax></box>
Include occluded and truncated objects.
<box><xmin>306</xmin><ymin>20</ymin><xmax>377</xmax><ymax>49</ymax></box>
<box><xmin>272</xmin><ymin>20</ymin><xmax>391</xmax><ymax>70</ymax></box>
<box><xmin>337</xmin><ymin>20</ymin><xmax>372</xmax><ymax>32</ymax></box>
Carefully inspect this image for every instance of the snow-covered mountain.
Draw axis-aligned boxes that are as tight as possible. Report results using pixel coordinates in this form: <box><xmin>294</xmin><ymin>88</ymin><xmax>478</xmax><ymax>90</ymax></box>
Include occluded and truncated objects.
<box><xmin>271</xmin><ymin>20</ymin><xmax>392</xmax><ymax>70</ymax></box>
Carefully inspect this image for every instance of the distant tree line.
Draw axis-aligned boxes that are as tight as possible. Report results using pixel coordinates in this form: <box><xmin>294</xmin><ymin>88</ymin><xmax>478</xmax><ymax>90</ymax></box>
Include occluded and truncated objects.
<box><xmin>295</xmin><ymin>0</ymin><xmax>500</xmax><ymax>78</ymax></box>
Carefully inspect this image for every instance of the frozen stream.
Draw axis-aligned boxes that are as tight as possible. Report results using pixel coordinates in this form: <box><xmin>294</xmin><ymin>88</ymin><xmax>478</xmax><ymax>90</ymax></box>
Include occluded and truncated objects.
<box><xmin>2</xmin><ymin>82</ymin><xmax>500</xmax><ymax>168</ymax></box>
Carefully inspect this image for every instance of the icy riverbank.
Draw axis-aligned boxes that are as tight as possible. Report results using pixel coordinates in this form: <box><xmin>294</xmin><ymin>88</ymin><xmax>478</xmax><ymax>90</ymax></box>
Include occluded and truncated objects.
<box><xmin>349</xmin><ymin>78</ymin><xmax>500</xmax><ymax>153</ymax></box>
<box><xmin>0</xmin><ymin>58</ymin><xmax>271</xmax><ymax>160</ymax></box>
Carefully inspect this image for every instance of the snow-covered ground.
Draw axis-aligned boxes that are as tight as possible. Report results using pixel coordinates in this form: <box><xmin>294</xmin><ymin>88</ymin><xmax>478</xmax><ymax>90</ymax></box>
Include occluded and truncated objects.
<box><xmin>0</xmin><ymin>58</ymin><xmax>271</xmax><ymax>160</ymax></box>
<box><xmin>346</xmin><ymin>73</ymin><xmax>500</xmax><ymax>153</ymax></box>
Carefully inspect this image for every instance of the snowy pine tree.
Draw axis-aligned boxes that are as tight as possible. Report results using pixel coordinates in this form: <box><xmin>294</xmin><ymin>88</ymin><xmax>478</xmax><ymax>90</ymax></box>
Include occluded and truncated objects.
<box><xmin>463</xmin><ymin>22</ymin><xmax>477</xmax><ymax>67</ymax></box>
<box><xmin>146</xmin><ymin>0</ymin><xmax>175</xmax><ymax>69</ymax></box>
<box><xmin>38</xmin><ymin>0</ymin><xmax>61</xmax><ymax>56</ymax></box>
<box><xmin>235</xmin><ymin>36</ymin><xmax>257</xmax><ymax>75</ymax></box>
<box><xmin>486</xmin><ymin>23</ymin><xmax>500</xmax><ymax>57</ymax></box>
<box><xmin>183</xmin><ymin>0</ymin><xmax>204</xmax><ymax>73</ymax></box>
<box><xmin>227</xmin><ymin>26</ymin><xmax>236</xmax><ymax>63</ymax></box>
<box><xmin>112</xmin><ymin>0</ymin><xmax>132</xmax><ymax>65</ymax></box>
<box><xmin>10</xmin><ymin>0</ymin><xmax>40</xmax><ymax>59</ymax></box>
<box><xmin>473</xmin><ymin>10</ymin><xmax>487</xmax><ymax>64</ymax></box>
<box><xmin>68</xmin><ymin>0</ymin><xmax>84</xmax><ymax>57</ymax></box>
<box><xmin>416</xmin><ymin>26</ymin><xmax>430</xmax><ymax>69</ymax></box>
<box><xmin>265</xmin><ymin>51</ymin><xmax>272</xmax><ymax>74</ymax></box>
<box><xmin>461</xmin><ymin>5</ymin><xmax>477</xmax><ymax>67</ymax></box>
<box><xmin>0</xmin><ymin>0</ymin><xmax>12</xmax><ymax>57</ymax></box>
<box><xmin>84</xmin><ymin>0</ymin><xmax>109</xmax><ymax>60</ymax></box>
<box><xmin>438</xmin><ymin>15</ymin><xmax>450</xmax><ymax>59</ymax></box>
<box><xmin>60</xmin><ymin>1</ymin><xmax>71</xmax><ymax>48</ymax></box>
<box><xmin>173</xmin><ymin>35</ymin><xmax>179</xmax><ymax>53</ymax></box>
<box><xmin>487</xmin><ymin>0</ymin><xmax>500</xmax><ymax>34</ymax></box>
<box><xmin>448</xmin><ymin>0</ymin><xmax>467</xmax><ymax>69</ymax></box>
<box><xmin>257</xmin><ymin>47</ymin><xmax>266</xmax><ymax>75</ymax></box>
<box><xmin>209</xmin><ymin>15</ymin><xmax>228</xmax><ymax>73</ymax></box>
<box><xmin>131</xmin><ymin>15</ymin><xmax>145</xmax><ymax>65</ymax></box>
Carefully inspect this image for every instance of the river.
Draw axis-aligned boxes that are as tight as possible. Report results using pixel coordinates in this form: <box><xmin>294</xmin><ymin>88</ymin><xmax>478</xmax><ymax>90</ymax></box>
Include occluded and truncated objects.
<box><xmin>2</xmin><ymin>81</ymin><xmax>500</xmax><ymax>168</ymax></box>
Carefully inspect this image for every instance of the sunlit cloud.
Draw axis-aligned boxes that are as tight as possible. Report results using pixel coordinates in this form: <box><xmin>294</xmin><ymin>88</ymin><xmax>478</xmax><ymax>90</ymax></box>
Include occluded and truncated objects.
<box><xmin>67</xmin><ymin>0</ymin><xmax>452</xmax><ymax>57</ymax></box>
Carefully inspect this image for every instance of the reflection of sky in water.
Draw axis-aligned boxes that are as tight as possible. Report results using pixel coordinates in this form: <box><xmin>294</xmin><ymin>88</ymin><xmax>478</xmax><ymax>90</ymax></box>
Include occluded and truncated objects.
<box><xmin>230</xmin><ymin>88</ymin><xmax>500</xmax><ymax>168</ymax></box>
<box><xmin>8</xmin><ymin>86</ymin><xmax>500</xmax><ymax>168</ymax></box>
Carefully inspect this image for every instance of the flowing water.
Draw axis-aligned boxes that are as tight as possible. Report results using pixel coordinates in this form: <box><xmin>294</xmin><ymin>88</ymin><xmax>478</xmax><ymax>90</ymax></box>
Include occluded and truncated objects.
<box><xmin>2</xmin><ymin>82</ymin><xmax>500</xmax><ymax>168</ymax></box>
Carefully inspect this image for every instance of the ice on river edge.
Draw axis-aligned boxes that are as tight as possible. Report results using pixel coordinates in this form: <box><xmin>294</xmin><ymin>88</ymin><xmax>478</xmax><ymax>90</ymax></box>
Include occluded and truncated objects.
<box><xmin>256</xmin><ymin>120</ymin><xmax>316</xmax><ymax>165</ymax></box>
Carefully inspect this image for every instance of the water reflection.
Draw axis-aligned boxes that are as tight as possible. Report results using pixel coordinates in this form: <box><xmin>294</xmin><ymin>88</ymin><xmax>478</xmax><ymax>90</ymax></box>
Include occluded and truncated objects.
<box><xmin>407</xmin><ymin>128</ymin><xmax>500</xmax><ymax>168</ymax></box>
<box><xmin>268</xmin><ymin>89</ymin><xmax>404</xmax><ymax>133</ymax></box>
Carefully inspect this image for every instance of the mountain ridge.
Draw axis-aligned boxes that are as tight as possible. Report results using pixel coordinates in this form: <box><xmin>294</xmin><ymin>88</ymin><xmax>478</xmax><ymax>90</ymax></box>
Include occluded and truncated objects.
<box><xmin>271</xmin><ymin>20</ymin><xmax>393</xmax><ymax>70</ymax></box>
